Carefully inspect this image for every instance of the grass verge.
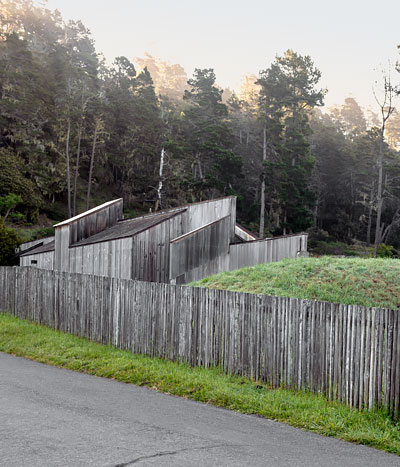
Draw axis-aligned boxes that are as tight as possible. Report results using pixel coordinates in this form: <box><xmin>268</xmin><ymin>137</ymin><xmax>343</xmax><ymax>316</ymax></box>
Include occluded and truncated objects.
<box><xmin>1</xmin><ymin>312</ymin><xmax>399</xmax><ymax>456</ymax></box>
<box><xmin>191</xmin><ymin>257</ymin><xmax>400</xmax><ymax>309</ymax></box>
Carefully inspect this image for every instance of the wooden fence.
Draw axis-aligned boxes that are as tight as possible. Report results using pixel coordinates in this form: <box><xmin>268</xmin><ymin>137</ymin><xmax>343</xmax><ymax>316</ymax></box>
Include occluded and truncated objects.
<box><xmin>0</xmin><ymin>266</ymin><xmax>399</xmax><ymax>416</ymax></box>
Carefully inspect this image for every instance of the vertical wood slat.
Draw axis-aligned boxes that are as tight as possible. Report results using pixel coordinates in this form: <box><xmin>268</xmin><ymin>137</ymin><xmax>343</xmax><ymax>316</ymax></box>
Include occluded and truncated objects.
<box><xmin>0</xmin><ymin>265</ymin><xmax>399</xmax><ymax>418</ymax></box>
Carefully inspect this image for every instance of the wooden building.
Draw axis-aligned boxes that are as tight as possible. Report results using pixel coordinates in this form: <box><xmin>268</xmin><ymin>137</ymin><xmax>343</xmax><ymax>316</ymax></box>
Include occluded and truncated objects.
<box><xmin>20</xmin><ymin>197</ymin><xmax>308</xmax><ymax>284</ymax></box>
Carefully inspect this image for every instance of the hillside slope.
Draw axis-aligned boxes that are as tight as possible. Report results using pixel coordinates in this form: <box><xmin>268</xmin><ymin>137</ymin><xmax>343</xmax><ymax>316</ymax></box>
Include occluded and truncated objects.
<box><xmin>191</xmin><ymin>257</ymin><xmax>400</xmax><ymax>309</ymax></box>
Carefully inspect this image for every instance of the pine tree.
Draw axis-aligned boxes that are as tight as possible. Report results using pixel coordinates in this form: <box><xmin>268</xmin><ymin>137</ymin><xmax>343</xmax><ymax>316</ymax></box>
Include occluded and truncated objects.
<box><xmin>257</xmin><ymin>50</ymin><xmax>325</xmax><ymax>234</ymax></box>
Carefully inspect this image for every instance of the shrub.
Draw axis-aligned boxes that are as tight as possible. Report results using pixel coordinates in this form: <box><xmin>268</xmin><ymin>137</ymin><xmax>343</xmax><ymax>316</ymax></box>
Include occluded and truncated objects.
<box><xmin>0</xmin><ymin>224</ymin><xmax>20</xmax><ymax>265</ymax></box>
<box><xmin>32</xmin><ymin>227</ymin><xmax>54</xmax><ymax>239</ymax></box>
<box><xmin>377</xmin><ymin>243</ymin><xmax>395</xmax><ymax>258</ymax></box>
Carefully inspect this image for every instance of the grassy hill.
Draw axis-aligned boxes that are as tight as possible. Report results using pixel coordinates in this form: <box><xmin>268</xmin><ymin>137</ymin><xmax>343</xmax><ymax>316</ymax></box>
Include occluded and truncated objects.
<box><xmin>191</xmin><ymin>256</ymin><xmax>400</xmax><ymax>309</ymax></box>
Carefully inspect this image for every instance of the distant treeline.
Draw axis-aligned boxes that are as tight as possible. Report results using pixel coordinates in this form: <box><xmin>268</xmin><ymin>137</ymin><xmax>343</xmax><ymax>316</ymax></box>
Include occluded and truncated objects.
<box><xmin>1</xmin><ymin>0</ymin><xmax>400</xmax><ymax>251</ymax></box>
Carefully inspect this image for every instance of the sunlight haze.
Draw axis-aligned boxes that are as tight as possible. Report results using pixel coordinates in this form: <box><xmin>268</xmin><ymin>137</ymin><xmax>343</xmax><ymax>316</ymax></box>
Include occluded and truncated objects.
<box><xmin>45</xmin><ymin>0</ymin><xmax>400</xmax><ymax>112</ymax></box>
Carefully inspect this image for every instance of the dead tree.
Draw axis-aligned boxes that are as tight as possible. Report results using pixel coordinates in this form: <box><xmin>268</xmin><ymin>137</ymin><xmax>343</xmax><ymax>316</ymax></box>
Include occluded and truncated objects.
<box><xmin>373</xmin><ymin>71</ymin><xmax>396</xmax><ymax>257</ymax></box>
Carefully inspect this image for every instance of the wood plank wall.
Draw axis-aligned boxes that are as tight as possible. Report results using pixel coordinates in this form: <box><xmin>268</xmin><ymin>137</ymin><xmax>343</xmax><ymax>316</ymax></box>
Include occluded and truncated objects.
<box><xmin>1</xmin><ymin>266</ymin><xmax>399</xmax><ymax>417</ymax></box>
<box><xmin>170</xmin><ymin>216</ymin><xmax>231</xmax><ymax>283</ymax></box>
<box><xmin>69</xmin><ymin>238</ymin><xmax>132</xmax><ymax>279</ymax></box>
<box><xmin>229</xmin><ymin>234</ymin><xmax>308</xmax><ymax>271</ymax></box>
<box><xmin>182</xmin><ymin>197</ymin><xmax>236</xmax><ymax>243</ymax></box>
<box><xmin>131</xmin><ymin>212</ymin><xmax>184</xmax><ymax>283</ymax></box>
<box><xmin>68</xmin><ymin>199</ymin><xmax>123</xmax><ymax>245</ymax></box>
<box><xmin>20</xmin><ymin>251</ymin><xmax>54</xmax><ymax>270</ymax></box>
<box><xmin>54</xmin><ymin>199</ymin><xmax>123</xmax><ymax>272</ymax></box>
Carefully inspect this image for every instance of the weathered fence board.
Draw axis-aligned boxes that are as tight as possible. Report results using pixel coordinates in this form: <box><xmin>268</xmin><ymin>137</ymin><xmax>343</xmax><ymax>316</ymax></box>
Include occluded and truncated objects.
<box><xmin>0</xmin><ymin>266</ymin><xmax>399</xmax><ymax>417</ymax></box>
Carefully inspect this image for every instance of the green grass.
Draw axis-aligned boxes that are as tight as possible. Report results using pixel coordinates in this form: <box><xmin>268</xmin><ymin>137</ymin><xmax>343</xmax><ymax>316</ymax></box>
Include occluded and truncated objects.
<box><xmin>191</xmin><ymin>257</ymin><xmax>400</xmax><ymax>309</ymax></box>
<box><xmin>0</xmin><ymin>312</ymin><xmax>399</xmax><ymax>455</ymax></box>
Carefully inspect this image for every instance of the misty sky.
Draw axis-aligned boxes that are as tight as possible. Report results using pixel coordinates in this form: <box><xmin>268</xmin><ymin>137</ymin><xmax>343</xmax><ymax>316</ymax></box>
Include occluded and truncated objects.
<box><xmin>45</xmin><ymin>0</ymin><xmax>399</xmax><ymax>111</ymax></box>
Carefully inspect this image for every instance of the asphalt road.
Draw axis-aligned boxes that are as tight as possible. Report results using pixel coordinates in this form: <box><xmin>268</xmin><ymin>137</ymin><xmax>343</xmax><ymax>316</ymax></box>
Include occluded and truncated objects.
<box><xmin>0</xmin><ymin>352</ymin><xmax>399</xmax><ymax>467</ymax></box>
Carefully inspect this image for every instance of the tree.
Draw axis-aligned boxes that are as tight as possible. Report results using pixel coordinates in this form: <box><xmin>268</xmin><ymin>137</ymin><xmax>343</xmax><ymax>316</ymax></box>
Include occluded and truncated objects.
<box><xmin>329</xmin><ymin>97</ymin><xmax>366</xmax><ymax>137</ymax></box>
<box><xmin>0</xmin><ymin>149</ymin><xmax>41</xmax><ymax>221</ymax></box>
<box><xmin>385</xmin><ymin>110</ymin><xmax>400</xmax><ymax>149</ymax></box>
<box><xmin>310</xmin><ymin>110</ymin><xmax>353</xmax><ymax>239</ymax></box>
<box><xmin>257</xmin><ymin>50</ymin><xmax>325</xmax><ymax>235</ymax></box>
<box><xmin>372</xmin><ymin>71</ymin><xmax>396</xmax><ymax>256</ymax></box>
<box><xmin>0</xmin><ymin>193</ymin><xmax>22</xmax><ymax>224</ymax></box>
<box><xmin>0</xmin><ymin>223</ymin><xmax>20</xmax><ymax>265</ymax></box>
<box><xmin>182</xmin><ymin>68</ymin><xmax>242</xmax><ymax>199</ymax></box>
<box><xmin>135</xmin><ymin>52</ymin><xmax>188</xmax><ymax>101</ymax></box>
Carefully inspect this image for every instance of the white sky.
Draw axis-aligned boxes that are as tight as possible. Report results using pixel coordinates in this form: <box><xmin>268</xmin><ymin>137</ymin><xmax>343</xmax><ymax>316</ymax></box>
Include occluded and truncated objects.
<box><xmin>45</xmin><ymin>0</ymin><xmax>400</xmax><ymax>112</ymax></box>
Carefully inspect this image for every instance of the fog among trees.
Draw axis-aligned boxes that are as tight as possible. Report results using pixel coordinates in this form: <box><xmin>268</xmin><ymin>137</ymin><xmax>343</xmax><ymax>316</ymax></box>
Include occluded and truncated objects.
<box><xmin>1</xmin><ymin>0</ymin><xmax>400</xmax><ymax>257</ymax></box>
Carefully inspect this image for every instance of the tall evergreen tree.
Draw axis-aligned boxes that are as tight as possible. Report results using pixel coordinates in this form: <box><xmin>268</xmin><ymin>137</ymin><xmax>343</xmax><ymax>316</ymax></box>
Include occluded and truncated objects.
<box><xmin>257</xmin><ymin>50</ymin><xmax>325</xmax><ymax>234</ymax></box>
<box><xmin>182</xmin><ymin>68</ymin><xmax>242</xmax><ymax>199</ymax></box>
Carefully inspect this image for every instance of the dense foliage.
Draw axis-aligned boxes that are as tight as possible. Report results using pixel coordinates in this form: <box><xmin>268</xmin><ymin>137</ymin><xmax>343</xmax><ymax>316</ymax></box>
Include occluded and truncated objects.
<box><xmin>1</xmin><ymin>1</ymin><xmax>400</xmax><ymax>252</ymax></box>
<box><xmin>0</xmin><ymin>223</ymin><xmax>20</xmax><ymax>265</ymax></box>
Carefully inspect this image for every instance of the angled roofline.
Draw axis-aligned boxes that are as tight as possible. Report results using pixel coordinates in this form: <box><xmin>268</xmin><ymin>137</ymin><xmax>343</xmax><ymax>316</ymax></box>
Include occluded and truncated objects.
<box><xmin>235</xmin><ymin>223</ymin><xmax>259</xmax><ymax>240</ymax></box>
<box><xmin>69</xmin><ymin>209</ymin><xmax>186</xmax><ymax>248</ymax></box>
<box><xmin>53</xmin><ymin>198</ymin><xmax>123</xmax><ymax>227</ymax></box>
<box><xmin>231</xmin><ymin>232</ymin><xmax>308</xmax><ymax>245</ymax></box>
<box><xmin>170</xmin><ymin>215</ymin><xmax>231</xmax><ymax>244</ymax></box>
<box><xmin>121</xmin><ymin>196</ymin><xmax>236</xmax><ymax>223</ymax></box>
<box><xmin>19</xmin><ymin>240</ymin><xmax>55</xmax><ymax>257</ymax></box>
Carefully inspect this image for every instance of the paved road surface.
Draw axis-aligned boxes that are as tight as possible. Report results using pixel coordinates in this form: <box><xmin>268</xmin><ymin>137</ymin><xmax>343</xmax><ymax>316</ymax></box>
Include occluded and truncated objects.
<box><xmin>0</xmin><ymin>352</ymin><xmax>398</xmax><ymax>467</ymax></box>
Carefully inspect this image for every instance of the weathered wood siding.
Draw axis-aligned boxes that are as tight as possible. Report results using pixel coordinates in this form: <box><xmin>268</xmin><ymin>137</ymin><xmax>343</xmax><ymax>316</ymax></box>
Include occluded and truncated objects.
<box><xmin>54</xmin><ymin>199</ymin><xmax>123</xmax><ymax>272</ymax></box>
<box><xmin>69</xmin><ymin>238</ymin><xmax>132</xmax><ymax>279</ymax></box>
<box><xmin>54</xmin><ymin>225</ymin><xmax>70</xmax><ymax>272</ymax></box>
<box><xmin>1</xmin><ymin>266</ymin><xmax>399</xmax><ymax>418</ymax></box>
<box><xmin>170</xmin><ymin>216</ymin><xmax>231</xmax><ymax>284</ymax></box>
<box><xmin>132</xmin><ymin>212</ymin><xmax>184</xmax><ymax>283</ymax></box>
<box><xmin>29</xmin><ymin>198</ymin><xmax>307</xmax><ymax>282</ymax></box>
<box><xmin>18</xmin><ymin>236</ymin><xmax>55</xmax><ymax>253</ymax></box>
<box><xmin>181</xmin><ymin>197</ymin><xmax>236</xmax><ymax>243</ymax></box>
<box><xmin>19</xmin><ymin>251</ymin><xmax>54</xmax><ymax>270</ymax></box>
<box><xmin>235</xmin><ymin>225</ymin><xmax>257</xmax><ymax>242</ymax></box>
<box><xmin>68</xmin><ymin>200</ymin><xmax>123</xmax><ymax>245</ymax></box>
<box><xmin>229</xmin><ymin>234</ymin><xmax>307</xmax><ymax>271</ymax></box>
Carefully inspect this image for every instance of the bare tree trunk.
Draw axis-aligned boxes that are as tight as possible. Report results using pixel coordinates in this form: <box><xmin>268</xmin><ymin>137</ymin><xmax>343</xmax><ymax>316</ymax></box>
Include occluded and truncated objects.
<box><xmin>73</xmin><ymin>124</ymin><xmax>82</xmax><ymax>216</ymax></box>
<box><xmin>313</xmin><ymin>195</ymin><xmax>319</xmax><ymax>228</ymax></box>
<box><xmin>154</xmin><ymin>148</ymin><xmax>165</xmax><ymax>211</ymax></box>
<box><xmin>283</xmin><ymin>209</ymin><xmax>287</xmax><ymax>235</ymax></box>
<box><xmin>195</xmin><ymin>153</ymin><xmax>203</xmax><ymax>180</ymax></box>
<box><xmin>381</xmin><ymin>208</ymin><xmax>400</xmax><ymax>243</ymax></box>
<box><xmin>372</xmin><ymin>72</ymin><xmax>395</xmax><ymax>257</ymax></box>
<box><xmin>66</xmin><ymin>118</ymin><xmax>72</xmax><ymax>218</ymax></box>
<box><xmin>2</xmin><ymin>207</ymin><xmax>13</xmax><ymax>225</ymax></box>
<box><xmin>86</xmin><ymin>121</ymin><xmax>99</xmax><ymax>211</ymax></box>
<box><xmin>259</xmin><ymin>127</ymin><xmax>267</xmax><ymax>238</ymax></box>
<box><xmin>374</xmin><ymin>129</ymin><xmax>384</xmax><ymax>256</ymax></box>
<box><xmin>366</xmin><ymin>181</ymin><xmax>374</xmax><ymax>244</ymax></box>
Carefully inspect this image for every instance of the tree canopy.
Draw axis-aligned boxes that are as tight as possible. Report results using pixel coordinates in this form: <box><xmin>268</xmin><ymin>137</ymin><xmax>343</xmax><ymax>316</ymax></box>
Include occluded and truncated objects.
<box><xmin>1</xmin><ymin>1</ymin><xmax>400</xmax><ymax>253</ymax></box>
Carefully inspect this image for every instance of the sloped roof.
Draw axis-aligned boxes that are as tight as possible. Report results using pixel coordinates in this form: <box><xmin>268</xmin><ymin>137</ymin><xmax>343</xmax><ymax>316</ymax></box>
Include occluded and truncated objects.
<box><xmin>70</xmin><ymin>209</ymin><xmax>186</xmax><ymax>247</ymax></box>
<box><xmin>20</xmin><ymin>240</ymin><xmax>55</xmax><ymax>257</ymax></box>
<box><xmin>53</xmin><ymin>198</ymin><xmax>122</xmax><ymax>227</ymax></box>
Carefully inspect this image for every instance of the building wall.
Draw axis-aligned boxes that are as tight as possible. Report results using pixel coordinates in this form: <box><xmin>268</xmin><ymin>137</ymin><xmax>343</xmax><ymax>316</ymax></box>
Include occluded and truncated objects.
<box><xmin>228</xmin><ymin>234</ymin><xmax>307</xmax><ymax>271</ymax></box>
<box><xmin>20</xmin><ymin>251</ymin><xmax>54</xmax><ymax>270</ymax></box>
<box><xmin>54</xmin><ymin>199</ymin><xmax>123</xmax><ymax>272</ymax></box>
<box><xmin>69</xmin><ymin>238</ymin><xmax>132</xmax><ymax>279</ymax></box>
<box><xmin>20</xmin><ymin>198</ymin><xmax>307</xmax><ymax>283</ymax></box>
<box><xmin>131</xmin><ymin>212</ymin><xmax>184</xmax><ymax>283</ymax></box>
<box><xmin>180</xmin><ymin>197</ymin><xmax>236</xmax><ymax>243</ymax></box>
<box><xmin>169</xmin><ymin>216</ymin><xmax>231</xmax><ymax>284</ymax></box>
<box><xmin>68</xmin><ymin>200</ymin><xmax>123</xmax><ymax>245</ymax></box>
<box><xmin>68</xmin><ymin>210</ymin><xmax>185</xmax><ymax>282</ymax></box>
